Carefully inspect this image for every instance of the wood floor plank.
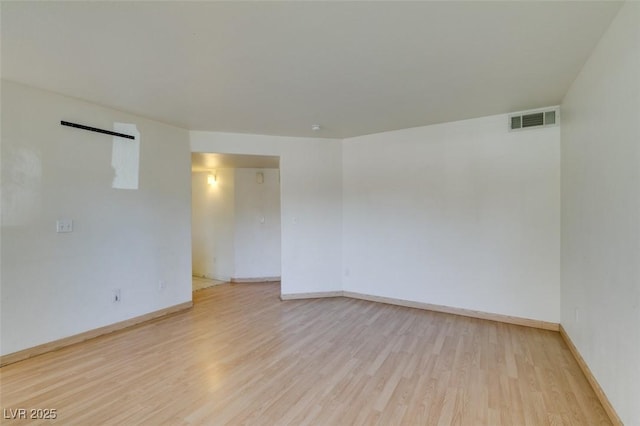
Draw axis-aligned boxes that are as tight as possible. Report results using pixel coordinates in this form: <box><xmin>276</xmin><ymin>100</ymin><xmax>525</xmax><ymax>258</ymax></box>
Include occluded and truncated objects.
<box><xmin>0</xmin><ymin>282</ymin><xmax>611</xmax><ymax>425</ymax></box>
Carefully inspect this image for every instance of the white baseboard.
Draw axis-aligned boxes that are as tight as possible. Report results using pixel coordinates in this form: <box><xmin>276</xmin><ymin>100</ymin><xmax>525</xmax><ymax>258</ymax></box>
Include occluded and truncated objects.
<box><xmin>343</xmin><ymin>291</ymin><xmax>559</xmax><ymax>331</ymax></box>
<box><xmin>231</xmin><ymin>276</ymin><xmax>281</xmax><ymax>283</ymax></box>
<box><xmin>0</xmin><ymin>301</ymin><xmax>193</xmax><ymax>367</ymax></box>
<box><xmin>281</xmin><ymin>290</ymin><xmax>559</xmax><ymax>331</ymax></box>
<box><xmin>280</xmin><ymin>291</ymin><xmax>343</xmax><ymax>300</ymax></box>
<box><xmin>559</xmin><ymin>325</ymin><xmax>622</xmax><ymax>425</ymax></box>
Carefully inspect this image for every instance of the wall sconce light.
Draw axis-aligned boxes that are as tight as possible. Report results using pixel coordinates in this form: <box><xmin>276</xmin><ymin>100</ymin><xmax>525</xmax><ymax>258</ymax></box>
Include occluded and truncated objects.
<box><xmin>207</xmin><ymin>173</ymin><xmax>217</xmax><ymax>185</ymax></box>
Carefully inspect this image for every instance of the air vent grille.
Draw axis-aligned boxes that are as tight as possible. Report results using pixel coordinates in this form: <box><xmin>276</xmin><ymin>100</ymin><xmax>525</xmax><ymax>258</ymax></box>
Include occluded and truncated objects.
<box><xmin>509</xmin><ymin>107</ymin><xmax>559</xmax><ymax>131</ymax></box>
<box><xmin>522</xmin><ymin>112</ymin><xmax>544</xmax><ymax>127</ymax></box>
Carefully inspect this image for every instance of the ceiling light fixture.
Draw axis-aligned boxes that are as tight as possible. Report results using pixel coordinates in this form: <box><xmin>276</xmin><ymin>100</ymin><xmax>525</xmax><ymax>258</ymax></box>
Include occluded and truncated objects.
<box><xmin>311</xmin><ymin>124</ymin><xmax>321</xmax><ymax>131</ymax></box>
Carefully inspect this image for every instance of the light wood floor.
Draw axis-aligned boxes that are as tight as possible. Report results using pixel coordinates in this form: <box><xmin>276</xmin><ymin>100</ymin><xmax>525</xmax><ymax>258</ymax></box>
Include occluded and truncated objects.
<box><xmin>192</xmin><ymin>276</ymin><xmax>226</xmax><ymax>292</ymax></box>
<box><xmin>0</xmin><ymin>282</ymin><xmax>610</xmax><ymax>425</ymax></box>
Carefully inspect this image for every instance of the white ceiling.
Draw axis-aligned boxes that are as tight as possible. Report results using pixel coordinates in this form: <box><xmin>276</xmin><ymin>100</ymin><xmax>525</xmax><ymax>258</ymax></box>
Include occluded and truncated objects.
<box><xmin>1</xmin><ymin>1</ymin><xmax>622</xmax><ymax>139</ymax></box>
<box><xmin>191</xmin><ymin>153</ymin><xmax>279</xmax><ymax>171</ymax></box>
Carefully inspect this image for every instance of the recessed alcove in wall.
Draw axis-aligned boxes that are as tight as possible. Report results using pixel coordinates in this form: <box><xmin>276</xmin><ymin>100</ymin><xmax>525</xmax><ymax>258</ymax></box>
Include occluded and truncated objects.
<box><xmin>191</xmin><ymin>153</ymin><xmax>281</xmax><ymax>287</ymax></box>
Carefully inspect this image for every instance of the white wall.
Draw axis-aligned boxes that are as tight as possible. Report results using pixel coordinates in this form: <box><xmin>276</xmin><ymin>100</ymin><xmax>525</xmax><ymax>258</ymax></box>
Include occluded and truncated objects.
<box><xmin>1</xmin><ymin>81</ymin><xmax>192</xmax><ymax>356</ymax></box>
<box><xmin>190</xmin><ymin>132</ymin><xmax>342</xmax><ymax>295</ymax></box>
<box><xmin>191</xmin><ymin>169</ymin><xmax>235</xmax><ymax>281</ymax></box>
<box><xmin>343</xmin><ymin>114</ymin><xmax>561</xmax><ymax>323</ymax></box>
<box><xmin>561</xmin><ymin>3</ymin><xmax>640</xmax><ymax>424</ymax></box>
<box><xmin>233</xmin><ymin>168</ymin><xmax>281</xmax><ymax>280</ymax></box>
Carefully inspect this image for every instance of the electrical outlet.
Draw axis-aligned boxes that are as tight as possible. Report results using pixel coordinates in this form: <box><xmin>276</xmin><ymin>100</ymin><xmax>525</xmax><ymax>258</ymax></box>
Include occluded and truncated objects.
<box><xmin>56</xmin><ymin>219</ymin><xmax>73</xmax><ymax>233</ymax></box>
<box><xmin>575</xmin><ymin>308</ymin><xmax>580</xmax><ymax>322</ymax></box>
<box><xmin>113</xmin><ymin>289</ymin><xmax>121</xmax><ymax>303</ymax></box>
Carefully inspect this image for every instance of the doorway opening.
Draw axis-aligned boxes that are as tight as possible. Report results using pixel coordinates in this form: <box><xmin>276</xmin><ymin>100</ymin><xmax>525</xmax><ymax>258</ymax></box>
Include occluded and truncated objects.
<box><xmin>191</xmin><ymin>153</ymin><xmax>281</xmax><ymax>293</ymax></box>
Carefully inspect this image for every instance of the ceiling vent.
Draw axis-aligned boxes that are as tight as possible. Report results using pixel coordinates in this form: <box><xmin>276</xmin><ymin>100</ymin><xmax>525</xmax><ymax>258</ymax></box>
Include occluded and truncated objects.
<box><xmin>509</xmin><ymin>107</ymin><xmax>559</xmax><ymax>131</ymax></box>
